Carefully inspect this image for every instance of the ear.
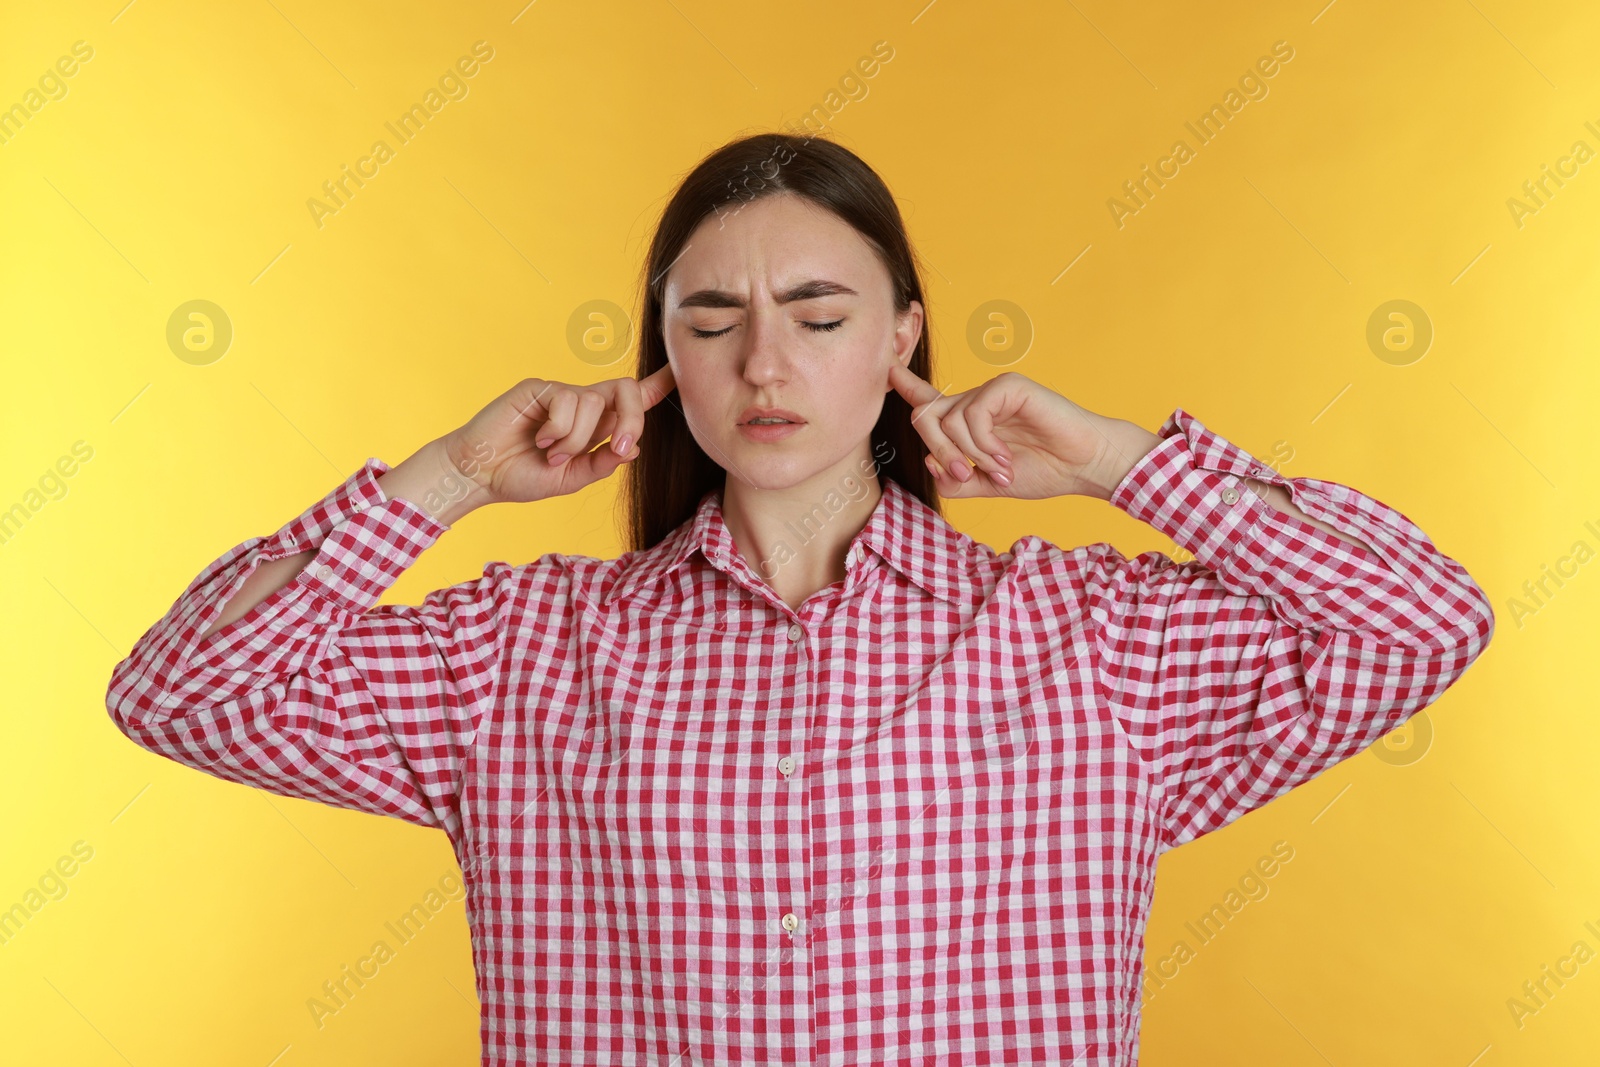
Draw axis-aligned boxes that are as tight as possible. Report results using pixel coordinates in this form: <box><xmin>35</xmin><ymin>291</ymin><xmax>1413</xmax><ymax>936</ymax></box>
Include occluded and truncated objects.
<box><xmin>885</xmin><ymin>299</ymin><xmax>924</xmax><ymax>393</ymax></box>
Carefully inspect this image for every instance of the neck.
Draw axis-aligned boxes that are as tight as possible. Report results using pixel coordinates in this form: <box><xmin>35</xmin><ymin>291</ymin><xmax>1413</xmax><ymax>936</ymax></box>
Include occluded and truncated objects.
<box><xmin>720</xmin><ymin>456</ymin><xmax>884</xmax><ymax>611</ymax></box>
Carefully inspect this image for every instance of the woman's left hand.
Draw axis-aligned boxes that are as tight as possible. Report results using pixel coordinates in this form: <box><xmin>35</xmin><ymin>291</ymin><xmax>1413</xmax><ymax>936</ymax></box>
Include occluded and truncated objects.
<box><xmin>887</xmin><ymin>365</ymin><xmax>1159</xmax><ymax>500</ymax></box>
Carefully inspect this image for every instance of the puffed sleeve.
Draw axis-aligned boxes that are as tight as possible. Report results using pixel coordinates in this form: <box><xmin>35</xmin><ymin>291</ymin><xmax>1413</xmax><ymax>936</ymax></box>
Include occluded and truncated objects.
<box><xmin>105</xmin><ymin>458</ymin><xmax>518</xmax><ymax>841</ymax></box>
<box><xmin>1074</xmin><ymin>409</ymin><xmax>1494</xmax><ymax>848</ymax></box>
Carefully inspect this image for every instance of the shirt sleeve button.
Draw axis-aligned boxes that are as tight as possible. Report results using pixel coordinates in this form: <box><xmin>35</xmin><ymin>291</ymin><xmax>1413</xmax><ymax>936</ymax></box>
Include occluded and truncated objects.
<box><xmin>317</xmin><ymin>565</ymin><xmax>334</xmax><ymax>580</ymax></box>
<box><xmin>1220</xmin><ymin>486</ymin><xmax>1240</xmax><ymax>505</ymax></box>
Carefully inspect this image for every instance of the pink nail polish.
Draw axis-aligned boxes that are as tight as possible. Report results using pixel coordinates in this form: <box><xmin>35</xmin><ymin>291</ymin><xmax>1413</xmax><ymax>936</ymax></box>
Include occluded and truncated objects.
<box><xmin>995</xmin><ymin>452</ymin><xmax>1010</xmax><ymax>468</ymax></box>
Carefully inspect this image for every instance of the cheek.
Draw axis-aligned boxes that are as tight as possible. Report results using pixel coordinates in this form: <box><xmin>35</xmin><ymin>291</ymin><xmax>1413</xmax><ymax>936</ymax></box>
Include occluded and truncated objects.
<box><xmin>837</xmin><ymin>344</ymin><xmax>891</xmax><ymax>410</ymax></box>
<box><xmin>664</xmin><ymin>348</ymin><xmax>716</xmax><ymax>399</ymax></box>
<box><xmin>667</xmin><ymin>357</ymin><xmax>737</xmax><ymax>433</ymax></box>
<box><xmin>807</xmin><ymin>363</ymin><xmax>887</xmax><ymax>438</ymax></box>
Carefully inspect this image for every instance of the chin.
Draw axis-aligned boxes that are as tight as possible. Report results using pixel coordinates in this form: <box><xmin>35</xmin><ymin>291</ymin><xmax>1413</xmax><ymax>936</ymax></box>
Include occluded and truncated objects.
<box><xmin>725</xmin><ymin>462</ymin><xmax>819</xmax><ymax>493</ymax></box>
<box><xmin>714</xmin><ymin>446</ymin><xmax>820</xmax><ymax>489</ymax></box>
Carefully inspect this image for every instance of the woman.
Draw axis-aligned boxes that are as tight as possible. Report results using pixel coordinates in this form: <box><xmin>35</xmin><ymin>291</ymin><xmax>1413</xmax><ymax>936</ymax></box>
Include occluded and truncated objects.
<box><xmin>106</xmin><ymin>132</ymin><xmax>1494</xmax><ymax>1065</ymax></box>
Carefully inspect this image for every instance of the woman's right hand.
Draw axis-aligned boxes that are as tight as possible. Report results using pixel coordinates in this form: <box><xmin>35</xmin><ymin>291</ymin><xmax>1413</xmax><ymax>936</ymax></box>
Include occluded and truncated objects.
<box><xmin>439</xmin><ymin>366</ymin><xmax>678</xmax><ymax>509</ymax></box>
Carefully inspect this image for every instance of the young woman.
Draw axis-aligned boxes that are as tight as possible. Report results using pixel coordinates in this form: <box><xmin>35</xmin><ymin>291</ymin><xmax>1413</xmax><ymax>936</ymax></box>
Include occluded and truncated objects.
<box><xmin>107</xmin><ymin>132</ymin><xmax>1494</xmax><ymax>1065</ymax></box>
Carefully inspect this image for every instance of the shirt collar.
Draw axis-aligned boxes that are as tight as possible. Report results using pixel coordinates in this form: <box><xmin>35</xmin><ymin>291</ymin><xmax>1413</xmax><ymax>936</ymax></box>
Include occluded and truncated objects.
<box><xmin>604</xmin><ymin>477</ymin><xmax>969</xmax><ymax>607</ymax></box>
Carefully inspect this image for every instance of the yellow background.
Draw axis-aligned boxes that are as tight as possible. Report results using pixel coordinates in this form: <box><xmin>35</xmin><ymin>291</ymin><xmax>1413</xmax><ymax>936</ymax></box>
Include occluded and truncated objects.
<box><xmin>3</xmin><ymin>0</ymin><xmax>1596</xmax><ymax>1062</ymax></box>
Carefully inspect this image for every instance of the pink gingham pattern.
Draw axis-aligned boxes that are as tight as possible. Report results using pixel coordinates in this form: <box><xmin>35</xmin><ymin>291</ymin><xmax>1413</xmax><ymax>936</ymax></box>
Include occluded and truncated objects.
<box><xmin>107</xmin><ymin>407</ymin><xmax>1494</xmax><ymax>1065</ymax></box>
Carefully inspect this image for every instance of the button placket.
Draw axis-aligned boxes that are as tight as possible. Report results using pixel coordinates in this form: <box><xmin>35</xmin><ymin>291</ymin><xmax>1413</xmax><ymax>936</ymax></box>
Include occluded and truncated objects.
<box><xmin>770</xmin><ymin>606</ymin><xmax>814</xmax><ymax>1037</ymax></box>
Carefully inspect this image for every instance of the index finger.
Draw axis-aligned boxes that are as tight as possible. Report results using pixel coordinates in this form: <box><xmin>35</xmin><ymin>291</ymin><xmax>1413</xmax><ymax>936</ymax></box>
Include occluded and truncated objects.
<box><xmin>639</xmin><ymin>361</ymin><xmax>677</xmax><ymax>410</ymax></box>
<box><xmin>887</xmin><ymin>362</ymin><xmax>946</xmax><ymax>409</ymax></box>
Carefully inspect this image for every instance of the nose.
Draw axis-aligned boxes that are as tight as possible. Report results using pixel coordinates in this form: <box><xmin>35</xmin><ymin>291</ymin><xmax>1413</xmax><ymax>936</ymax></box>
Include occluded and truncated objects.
<box><xmin>740</xmin><ymin>304</ymin><xmax>791</xmax><ymax>387</ymax></box>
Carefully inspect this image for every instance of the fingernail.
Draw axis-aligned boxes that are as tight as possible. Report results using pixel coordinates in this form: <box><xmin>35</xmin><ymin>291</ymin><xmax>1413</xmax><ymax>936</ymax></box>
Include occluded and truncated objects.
<box><xmin>994</xmin><ymin>452</ymin><xmax>1010</xmax><ymax>468</ymax></box>
<box><xmin>925</xmin><ymin>456</ymin><xmax>940</xmax><ymax>477</ymax></box>
<box><xmin>951</xmin><ymin>461</ymin><xmax>971</xmax><ymax>481</ymax></box>
<box><xmin>548</xmin><ymin>453</ymin><xmax>567</xmax><ymax>466</ymax></box>
<box><xmin>536</xmin><ymin>437</ymin><xmax>552</xmax><ymax>448</ymax></box>
<box><xmin>614</xmin><ymin>434</ymin><xmax>632</xmax><ymax>455</ymax></box>
<box><xmin>992</xmin><ymin>469</ymin><xmax>1012</xmax><ymax>487</ymax></box>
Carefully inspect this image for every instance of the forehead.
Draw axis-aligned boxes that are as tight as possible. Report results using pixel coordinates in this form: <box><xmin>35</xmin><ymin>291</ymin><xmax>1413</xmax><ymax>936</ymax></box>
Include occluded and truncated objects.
<box><xmin>664</xmin><ymin>192</ymin><xmax>886</xmax><ymax>298</ymax></box>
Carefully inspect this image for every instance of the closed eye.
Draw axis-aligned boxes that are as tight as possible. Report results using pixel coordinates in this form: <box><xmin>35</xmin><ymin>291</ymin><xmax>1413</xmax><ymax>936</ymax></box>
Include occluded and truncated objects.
<box><xmin>690</xmin><ymin>319</ymin><xmax>845</xmax><ymax>339</ymax></box>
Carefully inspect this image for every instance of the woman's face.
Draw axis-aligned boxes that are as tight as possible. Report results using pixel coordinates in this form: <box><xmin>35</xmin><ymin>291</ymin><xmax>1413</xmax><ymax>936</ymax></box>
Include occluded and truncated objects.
<box><xmin>661</xmin><ymin>191</ymin><xmax>923</xmax><ymax>494</ymax></box>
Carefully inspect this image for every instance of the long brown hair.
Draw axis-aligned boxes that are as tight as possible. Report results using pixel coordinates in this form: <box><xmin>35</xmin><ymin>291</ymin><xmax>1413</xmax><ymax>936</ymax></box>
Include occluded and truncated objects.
<box><xmin>620</xmin><ymin>131</ymin><xmax>941</xmax><ymax>553</ymax></box>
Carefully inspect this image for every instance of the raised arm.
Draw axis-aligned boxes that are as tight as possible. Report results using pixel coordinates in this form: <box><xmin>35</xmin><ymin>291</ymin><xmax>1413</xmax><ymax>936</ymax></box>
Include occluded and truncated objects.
<box><xmin>882</xmin><ymin>367</ymin><xmax>1493</xmax><ymax>849</ymax></box>
<box><xmin>105</xmin><ymin>371</ymin><xmax>674</xmax><ymax>834</ymax></box>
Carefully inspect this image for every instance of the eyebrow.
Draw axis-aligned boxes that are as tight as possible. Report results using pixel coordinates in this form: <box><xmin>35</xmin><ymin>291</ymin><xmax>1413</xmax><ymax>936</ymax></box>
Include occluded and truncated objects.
<box><xmin>675</xmin><ymin>278</ymin><xmax>859</xmax><ymax>310</ymax></box>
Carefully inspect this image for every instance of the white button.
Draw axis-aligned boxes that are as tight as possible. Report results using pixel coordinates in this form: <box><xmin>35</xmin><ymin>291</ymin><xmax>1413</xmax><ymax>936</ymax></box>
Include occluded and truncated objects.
<box><xmin>317</xmin><ymin>565</ymin><xmax>333</xmax><ymax>580</ymax></box>
<box><xmin>781</xmin><ymin>912</ymin><xmax>800</xmax><ymax>932</ymax></box>
<box><xmin>786</xmin><ymin>623</ymin><xmax>802</xmax><ymax>641</ymax></box>
<box><xmin>777</xmin><ymin>756</ymin><xmax>796</xmax><ymax>776</ymax></box>
<box><xmin>1220</xmin><ymin>486</ymin><xmax>1240</xmax><ymax>505</ymax></box>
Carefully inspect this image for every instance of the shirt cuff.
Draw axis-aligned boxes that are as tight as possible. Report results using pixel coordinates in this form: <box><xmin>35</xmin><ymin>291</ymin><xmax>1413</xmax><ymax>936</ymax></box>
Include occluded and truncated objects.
<box><xmin>1107</xmin><ymin>408</ymin><xmax>1290</xmax><ymax>571</ymax></box>
<box><xmin>266</xmin><ymin>457</ymin><xmax>451</xmax><ymax>610</ymax></box>
<box><xmin>188</xmin><ymin>459</ymin><xmax>451</xmax><ymax>670</ymax></box>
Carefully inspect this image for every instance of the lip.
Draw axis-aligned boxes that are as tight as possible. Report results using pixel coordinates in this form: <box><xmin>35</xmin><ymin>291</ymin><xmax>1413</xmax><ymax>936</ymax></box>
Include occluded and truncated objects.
<box><xmin>738</xmin><ymin>421</ymin><xmax>804</xmax><ymax>442</ymax></box>
<box><xmin>737</xmin><ymin>406</ymin><xmax>806</xmax><ymax>426</ymax></box>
